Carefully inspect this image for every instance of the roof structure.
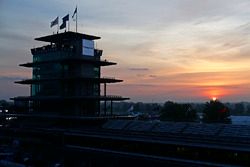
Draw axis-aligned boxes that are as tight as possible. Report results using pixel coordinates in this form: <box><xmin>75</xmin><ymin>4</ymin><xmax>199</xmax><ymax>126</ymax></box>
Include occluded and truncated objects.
<box><xmin>103</xmin><ymin>120</ymin><xmax>250</xmax><ymax>139</ymax></box>
<box><xmin>35</xmin><ymin>31</ymin><xmax>101</xmax><ymax>43</ymax></box>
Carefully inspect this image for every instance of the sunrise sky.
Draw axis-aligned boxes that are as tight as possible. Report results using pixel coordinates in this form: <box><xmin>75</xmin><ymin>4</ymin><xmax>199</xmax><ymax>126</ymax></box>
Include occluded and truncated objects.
<box><xmin>1</xmin><ymin>0</ymin><xmax>250</xmax><ymax>102</ymax></box>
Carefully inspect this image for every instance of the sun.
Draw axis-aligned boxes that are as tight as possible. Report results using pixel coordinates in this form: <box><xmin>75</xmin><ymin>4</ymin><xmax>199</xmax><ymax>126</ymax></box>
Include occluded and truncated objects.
<box><xmin>202</xmin><ymin>87</ymin><xmax>225</xmax><ymax>102</ymax></box>
<box><xmin>212</xmin><ymin>97</ymin><xmax>217</xmax><ymax>101</ymax></box>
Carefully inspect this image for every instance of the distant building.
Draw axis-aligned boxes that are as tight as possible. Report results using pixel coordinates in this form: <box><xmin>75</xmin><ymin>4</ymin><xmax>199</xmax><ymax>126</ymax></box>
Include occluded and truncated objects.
<box><xmin>13</xmin><ymin>31</ymin><xmax>129</xmax><ymax>116</ymax></box>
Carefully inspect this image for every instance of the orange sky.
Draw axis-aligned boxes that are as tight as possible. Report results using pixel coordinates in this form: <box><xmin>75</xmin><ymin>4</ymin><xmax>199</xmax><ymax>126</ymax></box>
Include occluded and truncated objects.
<box><xmin>100</xmin><ymin>20</ymin><xmax>250</xmax><ymax>102</ymax></box>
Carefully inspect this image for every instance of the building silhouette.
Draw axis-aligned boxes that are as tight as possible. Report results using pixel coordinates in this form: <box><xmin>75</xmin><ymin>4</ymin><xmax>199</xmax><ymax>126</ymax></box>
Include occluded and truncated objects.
<box><xmin>13</xmin><ymin>31</ymin><xmax>129</xmax><ymax>116</ymax></box>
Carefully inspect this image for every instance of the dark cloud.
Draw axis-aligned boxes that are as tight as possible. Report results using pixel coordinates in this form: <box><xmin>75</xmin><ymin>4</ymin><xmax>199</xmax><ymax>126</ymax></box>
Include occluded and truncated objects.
<box><xmin>129</xmin><ymin>68</ymin><xmax>149</xmax><ymax>71</ymax></box>
<box><xmin>119</xmin><ymin>83</ymin><xmax>157</xmax><ymax>87</ymax></box>
<box><xmin>136</xmin><ymin>74</ymin><xmax>145</xmax><ymax>77</ymax></box>
<box><xmin>149</xmin><ymin>75</ymin><xmax>157</xmax><ymax>78</ymax></box>
<box><xmin>135</xmin><ymin>74</ymin><xmax>157</xmax><ymax>79</ymax></box>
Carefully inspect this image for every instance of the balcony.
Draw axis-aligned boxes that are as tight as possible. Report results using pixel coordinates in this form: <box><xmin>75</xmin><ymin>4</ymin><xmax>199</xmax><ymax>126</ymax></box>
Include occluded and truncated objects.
<box><xmin>31</xmin><ymin>44</ymin><xmax>75</xmax><ymax>55</ymax></box>
<box><xmin>20</xmin><ymin>58</ymin><xmax>116</xmax><ymax>68</ymax></box>
<box><xmin>15</xmin><ymin>76</ymin><xmax>123</xmax><ymax>84</ymax></box>
<box><xmin>31</xmin><ymin>44</ymin><xmax>103</xmax><ymax>57</ymax></box>
<box><xmin>12</xmin><ymin>95</ymin><xmax>130</xmax><ymax>101</ymax></box>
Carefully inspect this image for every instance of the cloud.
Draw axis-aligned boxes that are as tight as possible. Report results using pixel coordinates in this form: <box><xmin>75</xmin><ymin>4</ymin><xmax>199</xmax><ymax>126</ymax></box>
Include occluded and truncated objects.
<box><xmin>128</xmin><ymin>68</ymin><xmax>149</xmax><ymax>71</ymax></box>
<box><xmin>149</xmin><ymin>75</ymin><xmax>157</xmax><ymax>78</ymax></box>
<box><xmin>0</xmin><ymin>31</ymin><xmax>31</xmax><ymax>42</ymax></box>
<box><xmin>153</xmin><ymin>70</ymin><xmax>250</xmax><ymax>86</ymax></box>
<box><xmin>186</xmin><ymin>21</ymin><xmax>250</xmax><ymax>62</ymax></box>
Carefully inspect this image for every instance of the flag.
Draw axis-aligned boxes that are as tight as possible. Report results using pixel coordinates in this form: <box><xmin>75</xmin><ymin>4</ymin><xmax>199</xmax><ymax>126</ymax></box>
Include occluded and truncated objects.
<box><xmin>60</xmin><ymin>14</ymin><xmax>69</xmax><ymax>29</ymax></box>
<box><xmin>72</xmin><ymin>7</ymin><xmax>77</xmax><ymax>18</ymax></box>
<box><xmin>50</xmin><ymin>17</ymin><xmax>58</xmax><ymax>28</ymax></box>
<box><xmin>62</xmin><ymin>14</ymin><xmax>69</xmax><ymax>22</ymax></box>
<box><xmin>60</xmin><ymin>22</ymin><xmax>66</xmax><ymax>29</ymax></box>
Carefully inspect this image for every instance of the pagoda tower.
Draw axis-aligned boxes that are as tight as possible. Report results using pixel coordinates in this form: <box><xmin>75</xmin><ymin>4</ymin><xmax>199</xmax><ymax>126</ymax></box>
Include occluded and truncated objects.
<box><xmin>13</xmin><ymin>31</ymin><xmax>129</xmax><ymax>116</ymax></box>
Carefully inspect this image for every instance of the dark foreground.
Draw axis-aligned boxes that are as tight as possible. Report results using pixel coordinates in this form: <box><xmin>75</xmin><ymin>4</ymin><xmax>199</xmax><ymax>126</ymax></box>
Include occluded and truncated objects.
<box><xmin>0</xmin><ymin>114</ymin><xmax>250</xmax><ymax>166</ymax></box>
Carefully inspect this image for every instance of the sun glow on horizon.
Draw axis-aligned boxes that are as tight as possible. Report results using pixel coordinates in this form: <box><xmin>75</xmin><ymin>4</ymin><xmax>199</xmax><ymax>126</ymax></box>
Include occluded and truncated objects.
<box><xmin>202</xmin><ymin>87</ymin><xmax>228</xmax><ymax>101</ymax></box>
<box><xmin>212</xmin><ymin>97</ymin><xmax>217</xmax><ymax>101</ymax></box>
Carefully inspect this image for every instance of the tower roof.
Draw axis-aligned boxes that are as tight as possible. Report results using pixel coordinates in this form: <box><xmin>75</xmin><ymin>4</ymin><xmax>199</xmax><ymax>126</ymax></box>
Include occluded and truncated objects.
<box><xmin>35</xmin><ymin>31</ymin><xmax>101</xmax><ymax>42</ymax></box>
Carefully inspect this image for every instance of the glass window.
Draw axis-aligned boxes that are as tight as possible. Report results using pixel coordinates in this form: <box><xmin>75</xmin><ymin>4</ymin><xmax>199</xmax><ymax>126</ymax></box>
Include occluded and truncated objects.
<box><xmin>82</xmin><ymin>39</ymin><xmax>94</xmax><ymax>56</ymax></box>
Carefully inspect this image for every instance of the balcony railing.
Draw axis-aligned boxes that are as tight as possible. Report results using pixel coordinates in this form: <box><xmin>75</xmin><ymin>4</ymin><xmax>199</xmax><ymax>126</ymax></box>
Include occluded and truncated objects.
<box><xmin>16</xmin><ymin>76</ymin><xmax>122</xmax><ymax>85</ymax></box>
<box><xmin>12</xmin><ymin>95</ymin><xmax>130</xmax><ymax>101</ymax></box>
<box><xmin>31</xmin><ymin>44</ymin><xmax>75</xmax><ymax>55</ymax></box>
<box><xmin>20</xmin><ymin>58</ymin><xmax>116</xmax><ymax>68</ymax></box>
<box><xmin>31</xmin><ymin>44</ymin><xmax>103</xmax><ymax>57</ymax></box>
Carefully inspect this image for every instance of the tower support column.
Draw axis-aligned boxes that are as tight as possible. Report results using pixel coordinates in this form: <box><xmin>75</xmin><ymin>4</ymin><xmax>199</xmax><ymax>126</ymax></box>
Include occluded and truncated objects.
<box><xmin>111</xmin><ymin>100</ymin><xmax>113</xmax><ymax>116</ymax></box>
<box><xmin>104</xmin><ymin>83</ymin><xmax>107</xmax><ymax>116</ymax></box>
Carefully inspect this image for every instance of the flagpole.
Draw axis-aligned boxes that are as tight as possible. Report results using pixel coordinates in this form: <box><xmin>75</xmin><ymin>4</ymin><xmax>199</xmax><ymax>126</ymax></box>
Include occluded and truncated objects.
<box><xmin>68</xmin><ymin>14</ymin><xmax>70</xmax><ymax>32</ymax></box>
<box><xmin>57</xmin><ymin>16</ymin><xmax>59</xmax><ymax>33</ymax></box>
<box><xmin>76</xmin><ymin>6</ymin><xmax>78</xmax><ymax>32</ymax></box>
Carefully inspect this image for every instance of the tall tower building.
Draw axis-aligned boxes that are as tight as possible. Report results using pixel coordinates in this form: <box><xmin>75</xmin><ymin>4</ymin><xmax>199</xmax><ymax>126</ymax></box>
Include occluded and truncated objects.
<box><xmin>13</xmin><ymin>31</ymin><xmax>129</xmax><ymax>116</ymax></box>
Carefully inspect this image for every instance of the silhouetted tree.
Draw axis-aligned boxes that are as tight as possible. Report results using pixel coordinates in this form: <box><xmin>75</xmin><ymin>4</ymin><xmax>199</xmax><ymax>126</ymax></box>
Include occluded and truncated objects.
<box><xmin>160</xmin><ymin>101</ymin><xmax>197</xmax><ymax>122</ymax></box>
<box><xmin>246</xmin><ymin>104</ymin><xmax>250</xmax><ymax>115</ymax></box>
<box><xmin>0</xmin><ymin>100</ymin><xmax>9</xmax><ymax>108</ymax></box>
<box><xmin>202</xmin><ymin>100</ymin><xmax>231</xmax><ymax>123</ymax></box>
<box><xmin>233</xmin><ymin>103</ymin><xmax>245</xmax><ymax>115</ymax></box>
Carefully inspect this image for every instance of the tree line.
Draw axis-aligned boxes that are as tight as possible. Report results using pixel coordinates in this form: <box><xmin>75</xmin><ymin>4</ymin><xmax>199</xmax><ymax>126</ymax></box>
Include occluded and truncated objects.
<box><xmin>160</xmin><ymin>100</ymin><xmax>231</xmax><ymax>123</ymax></box>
